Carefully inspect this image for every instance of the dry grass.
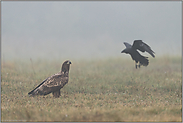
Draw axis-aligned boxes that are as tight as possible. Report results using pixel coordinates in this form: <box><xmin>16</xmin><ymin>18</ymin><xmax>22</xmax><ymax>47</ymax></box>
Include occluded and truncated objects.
<box><xmin>1</xmin><ymin>56</ymin><xmax>182</xmax><ymax>122</ymax></box>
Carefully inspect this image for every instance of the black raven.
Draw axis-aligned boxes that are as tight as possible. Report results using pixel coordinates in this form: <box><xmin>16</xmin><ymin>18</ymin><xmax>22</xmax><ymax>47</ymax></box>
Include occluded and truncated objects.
<box><xmin>121</xmin><ymin>40</ymin><xmax>155</xmax><ymax>69</ymax></box>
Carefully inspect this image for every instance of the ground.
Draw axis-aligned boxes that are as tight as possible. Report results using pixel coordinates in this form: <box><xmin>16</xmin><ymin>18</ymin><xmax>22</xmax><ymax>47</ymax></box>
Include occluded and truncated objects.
<box><xmin>1</xmin><ymin>56</ymin><xmax>182</xmax><ymax>122</ymax></box>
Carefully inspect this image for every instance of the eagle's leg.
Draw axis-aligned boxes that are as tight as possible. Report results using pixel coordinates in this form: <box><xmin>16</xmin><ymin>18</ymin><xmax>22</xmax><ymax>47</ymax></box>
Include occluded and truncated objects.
<box><xmin>52</xmin><ymin>90</ymin><xmax>61</xmax><ymax>98</ymax></box>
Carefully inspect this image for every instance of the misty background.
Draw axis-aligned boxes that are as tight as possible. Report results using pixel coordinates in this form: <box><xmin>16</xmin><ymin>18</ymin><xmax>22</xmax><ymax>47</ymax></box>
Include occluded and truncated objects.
<box><xmin>1</xmin><ymin>1</ymin><xmax>182</xmax><ymax>61</ymax></box>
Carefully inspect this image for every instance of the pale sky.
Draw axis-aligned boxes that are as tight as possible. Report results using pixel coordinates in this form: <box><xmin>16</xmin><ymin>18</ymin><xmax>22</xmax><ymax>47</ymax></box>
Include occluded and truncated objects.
<box><xmin>2</xmin><ymin>1</ymin><xmax>182</xmax><ymax>61</ymax></box>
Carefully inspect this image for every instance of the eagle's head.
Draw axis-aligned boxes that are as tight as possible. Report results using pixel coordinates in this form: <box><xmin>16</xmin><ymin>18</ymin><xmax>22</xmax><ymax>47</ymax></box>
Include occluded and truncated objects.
<box><xmin>65</xmin><ymin>60</ymin><xmax>72</xmax><ymax>65</ymax></box>
<box><xmin>61</xmin><ymin>60</ymin><xmax>72</xmax><ymax>73</ymax></box>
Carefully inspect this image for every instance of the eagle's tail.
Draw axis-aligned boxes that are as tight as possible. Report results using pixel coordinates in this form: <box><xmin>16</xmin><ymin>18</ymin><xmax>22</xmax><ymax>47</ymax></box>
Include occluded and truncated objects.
<box><xmin>28</xmin><ymin>79</ymin><xmax>47</xmax><ymax>96</ymax></box>
<box><xmin>28</xmin><ymin>88</ymin><xmax>38</xmax><ymax>96</ymax></box>
<box><xmin>28</xmin><ymin>88</ymin><xmax>51</xmax><ymax>96</ymax></box>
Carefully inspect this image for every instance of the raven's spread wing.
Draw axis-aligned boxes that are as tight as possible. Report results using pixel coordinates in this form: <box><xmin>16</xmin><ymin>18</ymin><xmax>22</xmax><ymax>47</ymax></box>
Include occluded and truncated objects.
<box><xmin>132</xmin><ymin>40</ymin><xmax>155</xmax><ymax>57</ymax></box>
<box><xmin>124</xmin><ymin>42</ymin><xmax>132</xmax><ymax>48</ymax></box>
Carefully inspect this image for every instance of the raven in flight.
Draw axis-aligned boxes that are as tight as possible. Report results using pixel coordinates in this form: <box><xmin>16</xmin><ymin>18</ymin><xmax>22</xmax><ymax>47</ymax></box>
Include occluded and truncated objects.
<box><xmin>121</xmin><ymin>40</ymin><xmax>155</xmax><ymax>69</ymax></box>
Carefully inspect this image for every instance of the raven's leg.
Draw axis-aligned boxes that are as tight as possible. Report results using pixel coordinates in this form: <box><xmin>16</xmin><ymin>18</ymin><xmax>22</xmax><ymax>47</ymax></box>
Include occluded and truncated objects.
<box><xmin>138</xmin><ymin>64</ymin><xmax>141</xmax><ymax>68</ymax></box>
<box><xmin>135</xmin><ymin>61</ymin><xmax>138</xmax><ymax>69</ymax></box>
<box><xmin>136</xmin><ymin>62</ymin><xmax>141</xmax><ymax>68</ymax></box>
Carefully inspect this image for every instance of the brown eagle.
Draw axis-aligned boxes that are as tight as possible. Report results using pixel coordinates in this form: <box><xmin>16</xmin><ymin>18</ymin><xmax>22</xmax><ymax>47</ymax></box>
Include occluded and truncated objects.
<box><xmin>121</xmin><ymin>40</ymin><xmax>155</xmax><ymax>69</ymax></box>
<box><xmin>28</xmin><ymin>60</ymin><xmax>72</xmax><ymax>98</ymax></box>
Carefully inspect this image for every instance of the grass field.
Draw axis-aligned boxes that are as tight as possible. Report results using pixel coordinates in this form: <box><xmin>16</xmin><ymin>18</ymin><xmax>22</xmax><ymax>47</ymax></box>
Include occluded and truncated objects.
<box><xmin>1</xmin><ymin>56</ymin><xmax>182</xmax><ymax>122</ymax></box>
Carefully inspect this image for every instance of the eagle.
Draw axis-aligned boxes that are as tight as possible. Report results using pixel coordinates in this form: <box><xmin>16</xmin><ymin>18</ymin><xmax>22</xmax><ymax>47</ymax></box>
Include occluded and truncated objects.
<box><xmin>28</xmin><ymin>60</ymin><xmax>72</xmax><ymax>98</ymax></box>
<box><xmin>121</xmin><ymin>40</ymin><xmax>155</xmax><ymax>69</ymax></box>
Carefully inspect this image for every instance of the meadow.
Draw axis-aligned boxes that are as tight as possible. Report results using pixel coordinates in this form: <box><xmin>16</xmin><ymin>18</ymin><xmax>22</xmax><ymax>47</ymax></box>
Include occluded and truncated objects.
<box><xmin>1</xmin><ymin>56</ymin><xmax>182</xmax><ymax>122</ymax></box>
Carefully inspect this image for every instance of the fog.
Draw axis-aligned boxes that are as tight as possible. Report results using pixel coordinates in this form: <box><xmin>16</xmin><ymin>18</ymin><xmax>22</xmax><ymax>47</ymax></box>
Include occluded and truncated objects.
<box><xmin>1</xmin><ymin>1</ymin><xmax>182</xmax><ymax>61</ymax></box>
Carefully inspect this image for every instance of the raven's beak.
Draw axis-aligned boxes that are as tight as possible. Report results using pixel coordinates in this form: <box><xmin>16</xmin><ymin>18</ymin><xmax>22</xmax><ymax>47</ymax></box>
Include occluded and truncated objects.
<box><xmin>121</xmin><ymin>50</ymin><xmax>124</xmax><ymax>53</ymax></box>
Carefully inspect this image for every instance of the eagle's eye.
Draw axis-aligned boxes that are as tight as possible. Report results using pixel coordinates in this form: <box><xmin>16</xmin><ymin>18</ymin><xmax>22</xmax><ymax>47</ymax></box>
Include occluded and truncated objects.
<box><xmin>67</xmin><ymin>61</ymin><xmax>72</xmax><ymax>64</ymax></box>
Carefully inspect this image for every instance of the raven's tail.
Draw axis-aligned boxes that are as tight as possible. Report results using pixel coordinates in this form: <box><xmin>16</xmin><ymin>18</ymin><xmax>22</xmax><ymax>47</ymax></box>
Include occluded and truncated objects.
<box><xmin>139</xmin><ymin>56</ymin><xmax>149</xmax><ymax>66</ymax></box>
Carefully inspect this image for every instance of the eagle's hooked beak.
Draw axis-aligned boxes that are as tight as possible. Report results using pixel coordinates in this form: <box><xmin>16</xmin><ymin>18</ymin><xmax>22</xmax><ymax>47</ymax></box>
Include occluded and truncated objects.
<box><xmin>67</xmin><ymin>61</ymin><xmax>72</xmax><ymax>64</ymax></box>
